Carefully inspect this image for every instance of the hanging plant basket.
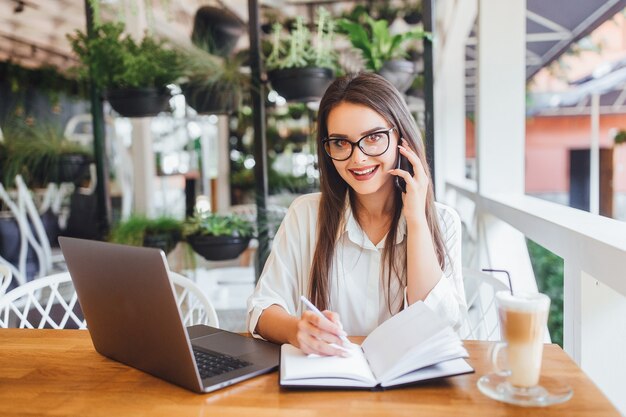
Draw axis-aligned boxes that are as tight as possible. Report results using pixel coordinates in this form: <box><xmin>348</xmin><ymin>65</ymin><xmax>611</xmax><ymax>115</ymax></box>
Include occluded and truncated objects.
<box><xmin>58</xmin><ymin>153</ymin><xmax>91</xmax><ymax>183</ymax></box>
<box><xmin>186</xmin><ymin>234</ymin><xmax>251</xmax><ymax>261</ymax></box>
<box><xmin>143</xmin><ymin>231</ymin><xmax>180</xmax><ymax>254</ymax></box>
<box><xmin>268</xmin><ymin>67</ymin><xmax>334</xmax><ymax>103</ymax></box>
<box><xmin>378</xmin><ymin>59</ymin><xmax>417</xmax><ymax>94</ymax></box>
<box><xmin>403</xmin><ymin>10</ymin><xmax>422</xmax><ymax>25</ymax></box>
<box><xmin>191</xmin><ymin>6</ymin><xmax>245</xmax><ymax>57</ymax></box>
<box><xmin>288</xmin><ymin>132</ymin><xmax>309</xmax><ymax>144</ymax></box>
<box><xmin>182</xmin><ymin>83</ymin><xmax>240</xmax><ymax>115</ymax></box>
<box><xmin>106</xmin><ymin>87</ymin><xmax>171</xmax><ymax>118</ymax></box>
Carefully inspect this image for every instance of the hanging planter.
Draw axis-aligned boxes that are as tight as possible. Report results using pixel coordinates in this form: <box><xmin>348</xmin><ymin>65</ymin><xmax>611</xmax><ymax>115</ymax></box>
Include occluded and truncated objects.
<box><xmin>378</xmin><ymin>59</ymin><xmax>417</xmax><ymax>94</ymax></box>
<box><xmin>268</xmin><ymin>67</ymin><xmax>334</xmax><ymax>103</ymax></box>
<box><xmin>181</xmin><ymin>83</ymin><xmax>240</xmax><ymax>115</ymax></box>
<box><xmin>106</xmin><ymin>87</ymin><xmax>171</xmax><ymax>118</ymax></box>
<box><xmin>58</xmin><ymin>153</ymin><xmax>91</xmax><ymax>183</ymax></box>
<box><xmin>182</xmin><ymin>212</ymin><xmax>254</xmax><ymax>261</ymax></box>
<box><xmin>186</xmin><ymin>235</ymin><xmax>251</xmax><ymax>261</ymax></box>
<box><xmin>191</xmin><ymin>6</ymin><xmax>245</xmax><ymax>57</ymax></box>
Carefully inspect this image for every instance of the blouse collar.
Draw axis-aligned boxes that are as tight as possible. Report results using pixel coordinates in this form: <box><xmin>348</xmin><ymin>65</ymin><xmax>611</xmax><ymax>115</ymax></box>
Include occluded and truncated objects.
<box><xmin>340</xmin><ymin>194</ymin><xmax>407</xmax><ymax>249</ymax></box>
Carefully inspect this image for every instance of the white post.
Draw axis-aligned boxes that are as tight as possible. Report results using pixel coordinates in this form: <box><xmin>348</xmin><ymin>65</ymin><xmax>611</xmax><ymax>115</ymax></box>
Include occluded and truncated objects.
<box><xmin>216</xmin><ymin>115</ymin><xmax>231</xmax><ymax>212</ymax></box>
<box><xmin>476</xmin><ymin>0</ymin><xmax>526</xmax><ymax>195</ymax></box>
<box><xmin>434</xmin><ymin>0</ymin><xmax>477</xmax><ymax>198</ymax></box>
<box><xmin>124</xmin><ymin>0</ymin><xmax>156</xmax><ymax>217</ymax></box>
<box><xmin>590</xmin><ymin>92</ymin><xmax>600</xmax><ymax>215</ymax></box>
<box><xmin>475</xmin><ymin>0</ymin><xmax>535</xmax><ymax>290</ymax></box>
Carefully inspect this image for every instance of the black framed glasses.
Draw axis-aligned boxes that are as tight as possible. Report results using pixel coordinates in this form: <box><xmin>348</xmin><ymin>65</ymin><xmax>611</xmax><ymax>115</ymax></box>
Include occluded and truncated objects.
<box><xmin>322</xmin><ymin>127</ymin><xmax>396</xmax><ymax>161</ymax></box>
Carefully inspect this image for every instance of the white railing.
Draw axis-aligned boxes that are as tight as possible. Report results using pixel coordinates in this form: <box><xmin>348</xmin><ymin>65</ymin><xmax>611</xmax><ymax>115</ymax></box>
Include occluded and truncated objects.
<box><xmin>446</xmin><ymin>179</ymin><xmax>626</xmax><ymax>413</ymax></box>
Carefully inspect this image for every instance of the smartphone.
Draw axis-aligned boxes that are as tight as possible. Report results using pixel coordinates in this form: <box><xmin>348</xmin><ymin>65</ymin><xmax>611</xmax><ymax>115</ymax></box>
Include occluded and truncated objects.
<box><xmin>394</xmin><ymin>150</ymin><xmax>414</xmax><ymax>193</ymax></box>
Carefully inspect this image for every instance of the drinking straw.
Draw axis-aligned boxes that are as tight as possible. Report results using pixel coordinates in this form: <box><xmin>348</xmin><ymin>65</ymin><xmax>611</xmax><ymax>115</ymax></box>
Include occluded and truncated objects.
<box><xmin>482</xmin><ymin>269</ymin><xmax>513</xmax><ymax>295</ymax></box>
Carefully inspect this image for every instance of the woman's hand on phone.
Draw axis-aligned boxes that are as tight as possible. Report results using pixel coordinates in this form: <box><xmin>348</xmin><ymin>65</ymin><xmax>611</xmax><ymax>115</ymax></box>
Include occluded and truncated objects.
<box><xmin>389</xmin><ymin>138</ymin><xmax>429</xmax><ymax>225</ymax></box>
<box><xmin>294</xmin><ymin>310</ymin><xmax>350</xmax><ymax>357</ymax></box>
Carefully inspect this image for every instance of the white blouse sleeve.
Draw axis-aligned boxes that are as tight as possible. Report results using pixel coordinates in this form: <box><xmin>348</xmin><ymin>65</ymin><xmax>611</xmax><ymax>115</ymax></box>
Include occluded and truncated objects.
<box><xmin>405</xmin><ymin>204</ymin><xmax>467</xmax><ymax>331</ymax></box>
<box><xmin>246</xmin><ymin>196</ymin><xmax>314</xmax><ymax>339</ymax></box>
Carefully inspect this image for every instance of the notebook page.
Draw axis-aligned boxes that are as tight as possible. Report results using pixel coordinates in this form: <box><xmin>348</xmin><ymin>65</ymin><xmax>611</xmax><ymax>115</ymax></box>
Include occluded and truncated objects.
<box><xmin>361</xmin><ymin>301</ymin><xmax>448</xmax><ymax>381</ymax></box>
<box><xmin>280</xmin><ymin>344</ymin><xmax>377</xmax><ymax>386</ymax></box>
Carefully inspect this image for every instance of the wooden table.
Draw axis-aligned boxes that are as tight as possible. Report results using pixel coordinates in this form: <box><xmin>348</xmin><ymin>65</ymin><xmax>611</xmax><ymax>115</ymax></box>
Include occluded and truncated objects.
<box><xmin>0</xmin><ymin>329</ymin><xmax>619</xmax><ymax>417</ymax></box>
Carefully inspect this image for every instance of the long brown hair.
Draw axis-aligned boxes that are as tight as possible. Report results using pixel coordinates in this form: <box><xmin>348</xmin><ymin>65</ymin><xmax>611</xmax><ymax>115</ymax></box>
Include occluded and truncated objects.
<box><xmin>309</xmin><ymin>72</ymin><xmax>446</xmax><ymax>313</ymax></box>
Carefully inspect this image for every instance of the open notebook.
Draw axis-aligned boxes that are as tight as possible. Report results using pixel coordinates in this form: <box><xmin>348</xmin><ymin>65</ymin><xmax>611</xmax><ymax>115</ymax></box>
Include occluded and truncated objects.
<box><xmin>280</xmin><ymin>301</ymin><xmax>473</xmax><ymax>389</ymax></box>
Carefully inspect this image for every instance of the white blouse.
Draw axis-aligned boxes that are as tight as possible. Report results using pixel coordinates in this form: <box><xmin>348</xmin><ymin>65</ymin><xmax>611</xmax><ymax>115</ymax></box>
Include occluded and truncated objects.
<box><xmin>246</xmin><ymin>193</ymin><xmax>467</xmax><ymax>337</ymax></box>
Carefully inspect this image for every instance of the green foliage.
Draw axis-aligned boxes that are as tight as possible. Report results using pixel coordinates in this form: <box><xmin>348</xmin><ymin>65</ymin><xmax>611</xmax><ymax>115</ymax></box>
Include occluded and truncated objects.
<box><xmin>178</xmin><ymin>43</ymin><xmax>249</xmax><ymax>95</ymax></box>
<box><xmin>614</xmin><ymin>130</ymin><xmax>626</xmax><ymax>145</ymax></box>
<box><xmin>265</xmin><ymin>7</ymin><xmax>338</xmax><ymax>72</ymax></box>
<box><xmin>527</xmin><ymin>239</ymin><xmax>564</xmax><ymax>347</ymax></box>
<box><xmin>109</xmin><ymin>216</ymin><xmax>183</xmax><ymax>247</ymax></box>
<box><xmin>0</xmin><ymin>120</ymin><xmax>91</xmax><ymax>187</ymax></box>
<box><xmin>67</xmin><ymin>22</ymin><xmax>183</xmax><ymax>90</ymax></box>
<box><xmin>183</xmin><ymin>212</ymin><xmax>254</xmax><ymax>238</ymax></box>
<box><xmin>338</xmin><ymin>13</ymin><xmax>430</xmax><ymax>72</ymax></box>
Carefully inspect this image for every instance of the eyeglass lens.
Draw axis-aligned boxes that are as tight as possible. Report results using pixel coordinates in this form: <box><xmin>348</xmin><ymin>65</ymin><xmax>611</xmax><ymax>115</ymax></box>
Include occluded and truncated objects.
<box><xmin>324</xmin><ymin>129</ymin><xmax>391</xmax><ymax>160</ymax></box>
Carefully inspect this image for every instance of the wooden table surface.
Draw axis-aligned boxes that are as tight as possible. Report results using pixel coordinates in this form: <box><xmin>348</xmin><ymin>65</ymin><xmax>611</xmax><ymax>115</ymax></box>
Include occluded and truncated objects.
<box><xmin>0</xmin><ymin>329</ymin><xmax>619</xmax><ymax>417</ymax></box>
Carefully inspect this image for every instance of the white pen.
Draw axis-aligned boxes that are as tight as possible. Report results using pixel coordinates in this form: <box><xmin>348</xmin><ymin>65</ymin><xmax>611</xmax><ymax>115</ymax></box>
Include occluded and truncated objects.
<box><xmin>300</xmin><ymin>295</ymin><xmax>351</xmax><ymax>346</ymax></box>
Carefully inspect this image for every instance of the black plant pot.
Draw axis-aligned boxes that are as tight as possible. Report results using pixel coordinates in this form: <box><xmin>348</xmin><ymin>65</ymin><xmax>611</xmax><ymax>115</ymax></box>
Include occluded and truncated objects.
<box><xmin>187</xmin><ymin>234</ymin><xmax>251</xmax><ymax>261</ymax></box>
<box><xmin>106</xmin><ymin>87</ymin><xmax>171</xmax><ymax>118</ymax></box>
<box><xmin>182</xmin><ymin>83</ymin><xmax>240</xmax><ymax>115</ymax></box>
<box><xmin>404</xmin><ymin>10</ymin><xmax>422</xmax><ymax>25</ymax></box>
<box><xmin>58</xmin><ymin>153</ymin><xmax>91</xmax><ymax>184</ymax></box>
<box><xmin>288</xmin><ymin>132</ymin><xmax>309</xmax><ymax>144</ymax></box>
<box><xmin>268</xmin><ymin>67</ymin><xmax>334</xmax><ymax>103</ymax></box>
<box><xmin>192</xmin><ymin>6</ymin><xmax>245</xmax><ymax>57</ymax></box>
<box><xmin>378</xmin><ymin>60</ymin><xmax>416</xmax><ymax>94</ymax></box>
<box><xmin>143</xmin><ymin>232</ymin><xmax>180</xmax><ymax>254</ymax></box>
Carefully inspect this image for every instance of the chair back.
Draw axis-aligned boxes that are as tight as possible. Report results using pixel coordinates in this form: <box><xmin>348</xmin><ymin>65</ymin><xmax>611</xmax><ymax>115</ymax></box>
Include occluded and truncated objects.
<box><xmin>0</xmin><ymin>264</ymin><xmax>12</xmax><ymax>296</ymax></box>
<box><xmin>0</xmin><ymin>272</ymin><xmax>86</xmax><ymax>329</ymax></box>
<box><xmin>170</xmin><ymin>272</ymin><xmax>219</xmax><ymax>328</ymax></box>
<box><xmin>461</xmin><ymin>268</ymin><xmax>510</xmax><ymax>341</ymax></box>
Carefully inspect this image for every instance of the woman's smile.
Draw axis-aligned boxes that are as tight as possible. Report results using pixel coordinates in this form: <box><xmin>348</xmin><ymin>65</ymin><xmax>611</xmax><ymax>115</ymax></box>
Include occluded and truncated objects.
<box><xmin>348</xmin><ymin>164</ymin><xmax>379</xmax><ymax>180</ymax></box>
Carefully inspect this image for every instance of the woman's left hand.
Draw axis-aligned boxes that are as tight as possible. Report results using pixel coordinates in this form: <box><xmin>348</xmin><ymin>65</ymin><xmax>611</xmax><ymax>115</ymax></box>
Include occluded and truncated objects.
<box><xmin>389</xmin><ymin>138</ymin><xmax>429</xmax><ymax>225</ymax></box>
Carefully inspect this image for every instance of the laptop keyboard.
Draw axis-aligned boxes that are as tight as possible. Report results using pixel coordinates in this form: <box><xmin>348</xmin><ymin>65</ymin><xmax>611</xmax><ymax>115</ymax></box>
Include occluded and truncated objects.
<box><xmin>193</xmin><ymin>348</ymin><xmax>251</xmax><ymax>379</ymax></box>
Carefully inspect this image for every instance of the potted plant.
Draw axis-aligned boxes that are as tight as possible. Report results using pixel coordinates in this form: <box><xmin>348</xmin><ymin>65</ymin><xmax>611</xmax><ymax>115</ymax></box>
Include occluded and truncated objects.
<box><xmin>266</xmin><ymin>7</ymin><xmax>338</xmax><ymax>102</ymax></box>
<box><xmin>183</xmin><ymin>212</ymin><xmax>254</xmax><ymax>261</ymax></box>
<box><xmin>1</xmin><ymin>121</ymin><xmax>92</xmax><ymax>187</ymax></box>
<box><xmin>339</xmin><ymin>13</ymin><xmax>430</xmax><ymax>93</ymax></box>
<box><xmin>67</xmin><ymin>22</ymin><xmax>183</xmax><ymax>117</ymax></box>
<box><xmin>191</xmin><ymin>5</ymin><xmax>246</xmax><ymax>57</ymax></box>
<box><xmin>403</xmin><ymin>2</ymin><xmax>423</xmax><ymax>25</ymax></box>
<box><xmin>614</xmin><ymin>130</ymin><xmax>626</xmax><ymax>146</ymax></box>
<box><xmin>179</xmin><ymin>44</ymin><xmax>249</xmax><ymax>115</ymax></box>
<box><xmin>109</xmin><ymin>216</ymin><xmax>183</xmax><ymax>254</ymax></box>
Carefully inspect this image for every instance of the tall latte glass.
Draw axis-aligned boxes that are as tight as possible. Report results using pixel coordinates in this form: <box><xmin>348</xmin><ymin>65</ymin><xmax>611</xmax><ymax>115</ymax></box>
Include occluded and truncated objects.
<box><xmin>493</xmin><ymin>291</ymin><xmax>550</xmax><ymax>389</ymax></box>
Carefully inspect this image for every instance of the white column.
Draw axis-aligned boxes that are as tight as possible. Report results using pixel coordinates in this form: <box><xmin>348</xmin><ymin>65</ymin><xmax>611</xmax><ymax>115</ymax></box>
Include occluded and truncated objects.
<box><xmin>124</xmin><ymin>0</ymin><xmax>156</xmax><ymax>217</ymax></box>
<box><xmin>216</xmin><ymin>115</ymin><xmax>231</xmax><ymax>212</ymax></box>
<box><xmin>475</xmin><ymin>0</ymin><xmax>535</xmax><ymax>293</ymax></box>
<box><xmin>590</xmin><ymin>93</ymin><xmax>600</xmax><ymax>215</ymax></box>
<box><xmin>476</xmin><ymin>0</ymin><xmax>526</xmax><ymax>195</ymax></box>
<box><xmin>434</xmin><ymin>0</ymin><xmax>477</xmax><ymax>197</ymax></box>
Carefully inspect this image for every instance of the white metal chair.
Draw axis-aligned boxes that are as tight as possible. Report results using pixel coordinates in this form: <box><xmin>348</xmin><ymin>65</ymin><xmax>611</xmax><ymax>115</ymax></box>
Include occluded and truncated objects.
<box><xmin>460</xmin><ymin>268</ymin><xmax>510</xmax><ymax>341</ymax></box>
<box><xmin>0</xmin><ymin>272</ymin><xmax>86</xmax><ymax>329</ymax></box>
<box><xmin>169</xmin><ymin>271</ymin><xmax>219</xmax><ymax>327</ymax></box>
<box><xmin>0</xmin><ymin>264</ymin><xmax>12</xmax><ymax>296</ymax></box>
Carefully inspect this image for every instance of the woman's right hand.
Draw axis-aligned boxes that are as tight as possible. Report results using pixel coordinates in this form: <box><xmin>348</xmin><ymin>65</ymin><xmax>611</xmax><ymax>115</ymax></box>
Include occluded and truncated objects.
<box><xmin>293</xmin><ymin>310</ymin><xmax>350</xmax><ymax>357</ymax></box>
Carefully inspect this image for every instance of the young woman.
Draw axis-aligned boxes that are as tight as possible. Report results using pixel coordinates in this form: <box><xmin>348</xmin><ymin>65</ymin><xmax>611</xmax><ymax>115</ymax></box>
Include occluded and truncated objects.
<box><xmin>247</xmin><ymin>72</ymin><xmax>466</xmax><ymax>357</ymax></box>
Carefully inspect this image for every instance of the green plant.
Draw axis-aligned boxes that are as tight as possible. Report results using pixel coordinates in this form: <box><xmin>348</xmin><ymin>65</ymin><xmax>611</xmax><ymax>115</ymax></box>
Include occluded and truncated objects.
<box><xmin>183</xmin><ymin>212</ymin><xmax>254</xmax><ymax>238</ymax></box>
<box><xmin>67</xmin><ymin>22</ymin><xmax>183</xmax><ymax>90</ymax></box>
<box><xmin>614</xmin><ymin>129</ymin><xmax>626</xmax><ymax>145</ymax></box>
<box><xmin>178</xmin><ymin>43</ymin><xmax>249</xmax><ymax>96</ymax></box>
<box><xmin>265</xmin><ymin>7</ymin><xmax>338</xmax><ymax>72</ymax></box>
<box><xmin>339</xmin><ymin>13</ymin><xmax>430</xmax><ymax>72</ymax></box>
<box><xmin>527</xmin><ymin>239</ymin><xmax>564</xmax><ymax>347</ymax></box>
<box><xmin>109</xmin><ymin>216</ymin><xmax>182</xmax><ymax>248</ymax></box>
<box><xmin>0</xmin><ymin>120</ymin><xmax>91</xmax><ymax>187</ymax></box>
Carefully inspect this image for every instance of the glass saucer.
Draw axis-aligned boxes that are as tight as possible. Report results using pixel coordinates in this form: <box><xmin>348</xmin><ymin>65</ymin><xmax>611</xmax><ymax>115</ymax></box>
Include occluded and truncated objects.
<box><xmin>477</xmin><ymin>372</ymin><xmax>573</xmax><ymax>407</ymax></box>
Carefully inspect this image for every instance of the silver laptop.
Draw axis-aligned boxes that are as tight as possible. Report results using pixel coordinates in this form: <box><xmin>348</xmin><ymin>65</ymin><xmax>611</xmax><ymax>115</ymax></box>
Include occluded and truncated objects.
<box><xmin>59</xmin><ymin>237</ymin><xmax>279</xmax><ymax>393</ymax></box>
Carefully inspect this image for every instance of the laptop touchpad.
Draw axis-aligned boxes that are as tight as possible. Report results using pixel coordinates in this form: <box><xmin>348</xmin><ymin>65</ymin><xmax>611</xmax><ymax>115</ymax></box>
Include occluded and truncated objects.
<box><xmin>193</xmin><ymin>332</ymin><xmax>261</xmax><ymax>357</ymax></box>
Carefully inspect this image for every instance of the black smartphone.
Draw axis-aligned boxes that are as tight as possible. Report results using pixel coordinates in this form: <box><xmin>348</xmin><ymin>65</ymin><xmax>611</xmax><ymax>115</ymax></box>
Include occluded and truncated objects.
<box><xmin>394</xmin><ymin>150</ymin><xmax>414</xmax><ymax>193</ymax></box>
